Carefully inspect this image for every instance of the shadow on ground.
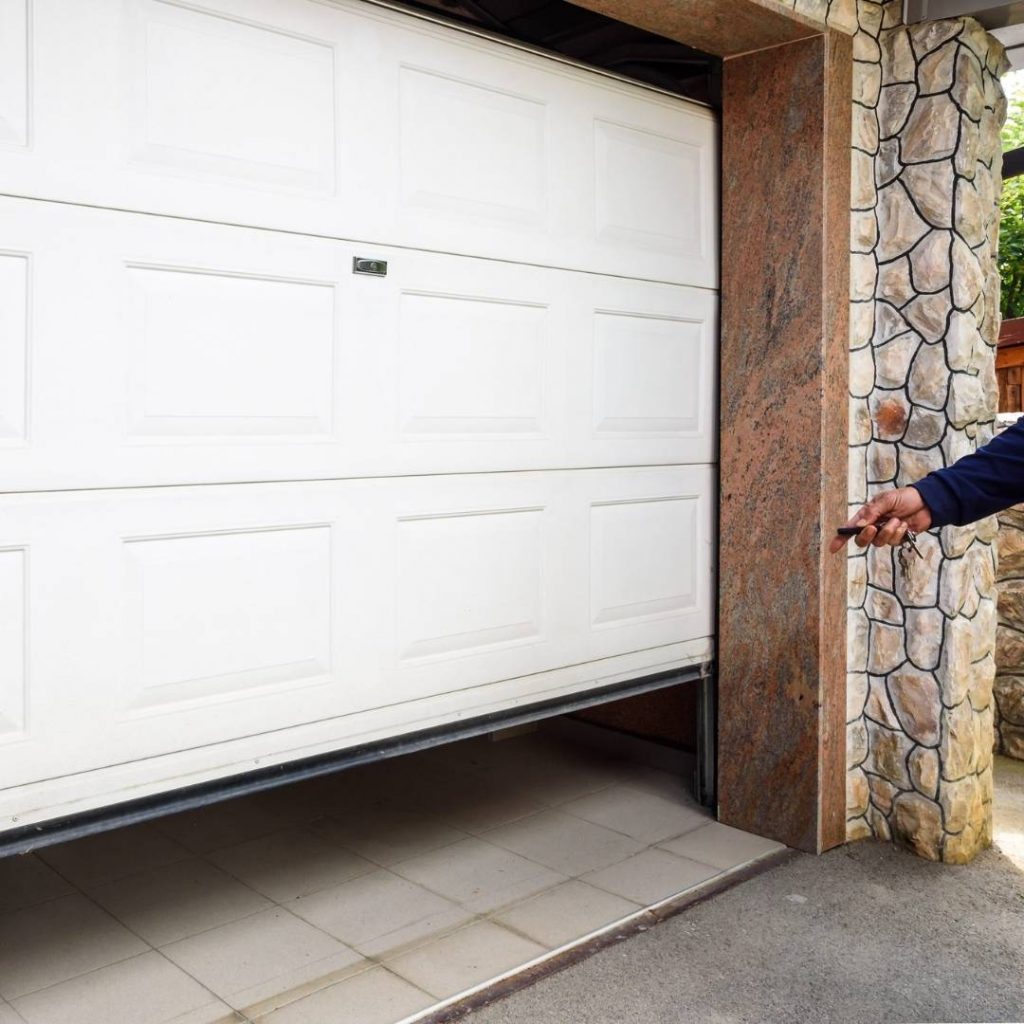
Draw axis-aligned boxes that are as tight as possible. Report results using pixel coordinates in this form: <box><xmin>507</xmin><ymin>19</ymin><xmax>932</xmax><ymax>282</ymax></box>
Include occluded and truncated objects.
<box><xmin>467</xmin><ymin>758</ymin><xmax>1024</xmax><ymax>1024</ymax></box>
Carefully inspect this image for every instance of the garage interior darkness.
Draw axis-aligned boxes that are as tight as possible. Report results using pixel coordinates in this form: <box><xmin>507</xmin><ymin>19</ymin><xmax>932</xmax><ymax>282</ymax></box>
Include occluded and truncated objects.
<box><xmin>398</xmin><ymin>0</ymin><xmax>723</xmax><ymax>104</ymax></box>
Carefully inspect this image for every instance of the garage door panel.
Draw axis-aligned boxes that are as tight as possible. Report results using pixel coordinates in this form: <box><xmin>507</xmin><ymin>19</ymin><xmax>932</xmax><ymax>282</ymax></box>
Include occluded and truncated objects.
<box><xmin>590</xmin><ymin>497</ymin><xmax>698</xmax><ymax>627</ymax></box>
<box><xmin>397</xmin><ymin>64</ymin><xmax>548</xmax><ymax>228</ymax></box>
<box><xmin>575</xmin><ymin>468</ymin><xmax>714</xmax><ymax>662</ymax></box>
<box><xmin>1</xmin><ymin>0</ymin><xmax>716</xmax><ymax>285</ymax></box>
<box><xmin>395</xmin><ymin>290</ymin><xmax>551</xmax><ymax>441</ymax></box>
<box><xmin>593</xmin><ymin>118</ymin><xmax>709</xmax><ymax>265</ymax></box>
<box><xmin>123</xmin><ymin>524</ymin><xmax>335</xmax><ymax>711</ymax></box>
<box><xmin>0</xmin><ymin>545</ymin><xmax>27</xmax><ymax>740</ymax></box>
<box><xmin>0</xmin><ymin>250</ymin><xmax>28</xmax><ymax>444</ymax></box>
<box><xmin>0</xmin><ymin>466</ymin><xmax>712</xmax><ymax>787</ymax></box>
<box><xmin>3</xmin><ymin>198</ymin><xmax>350</xmax><ymax>487</ymax></box>
<box><xmin>585</xmin><ymin>298</ymin><xmax>716</xmax><ymax>452</ymax></box>
<box><xmin>0</xmin><ymin>0</ymin><xmax>29</xmax><ymax>149</ymax></box>
<box><xmin>0</xmin><ymin>492</ymin><xmax>352</xmax><ymax>788</ymax></box>
<box><xmin>124</xmin><ymin>263</ymin><xmax>337</xmax><ymax>439</ymax></box>
<box><xmin>129</xmin><ymin>0</ymin><xmax>337</xmax><ymax>194</ymax></box>
<box><xmin>394</xmin><ymin>506</ymin><xmax>546</xmax><ymax>661</ymax></box>
<box><xmin>1</xmin><ymin>198</ymin><xmax>714</xmax><ymax>490</ymax></box>
<box><xmin>593</xmin><ymin>313</ymin><xmax>701</xmax><ymax>436</ymax></box>
<box><xmin>330</xmin><ymin>473</ymin><xmax>577</xmax><ymax>711</ymax></box>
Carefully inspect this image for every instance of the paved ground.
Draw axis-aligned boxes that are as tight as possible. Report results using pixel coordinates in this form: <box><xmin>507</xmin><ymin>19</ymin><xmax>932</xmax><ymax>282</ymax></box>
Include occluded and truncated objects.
<box><xmin>469</xmin><ymin>757</ymin><xmax>1024</xmax><ymax>1024</ymax></box>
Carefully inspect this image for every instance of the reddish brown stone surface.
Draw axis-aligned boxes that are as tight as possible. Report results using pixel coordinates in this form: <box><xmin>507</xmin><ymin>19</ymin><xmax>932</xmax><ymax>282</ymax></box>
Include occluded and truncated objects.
<box><xmin>874</xmin><ymin>396</ymin><xmax>908</xmax><ymax>437</ymax></box>
<box><xmin>574</xmin><ymin>686</ymin><xmax>699</xmax><ymax>749</ymax></box>
<box><xmin>718</xmin><ymin>32</ymin><xmax>851</xmax><ymax>854</ymax></box>
<box><xmin>567</xmin><ymin>0</ymin><xmax>820</xmax><ymax>57</ymax></box>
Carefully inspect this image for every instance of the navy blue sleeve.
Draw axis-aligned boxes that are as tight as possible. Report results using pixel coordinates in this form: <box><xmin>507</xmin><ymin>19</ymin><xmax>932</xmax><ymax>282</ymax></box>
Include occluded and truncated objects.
<box><xmin>912</xmin><ymin>417</ymin><xmax>1024</xmax><ymax>527</ymax></box>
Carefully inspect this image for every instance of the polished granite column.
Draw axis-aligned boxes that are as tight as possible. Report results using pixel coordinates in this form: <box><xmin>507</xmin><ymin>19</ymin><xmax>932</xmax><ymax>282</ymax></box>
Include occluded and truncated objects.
<box><xmin>717</xmin><ymin>32</ymin><xmax>852</xmax><ymax>854</ymax></box>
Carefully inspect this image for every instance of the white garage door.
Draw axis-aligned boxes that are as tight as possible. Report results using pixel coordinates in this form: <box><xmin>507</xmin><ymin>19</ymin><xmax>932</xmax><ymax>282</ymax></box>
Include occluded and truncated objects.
<box><xmin>0</xmin><ymin>0</ymin><xmax>718</xmax><ymax>829</ymax></box>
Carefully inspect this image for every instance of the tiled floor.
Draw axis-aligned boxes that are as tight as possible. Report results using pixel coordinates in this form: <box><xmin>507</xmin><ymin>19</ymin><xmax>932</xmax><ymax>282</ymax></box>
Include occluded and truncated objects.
<box><xmin>0</xmin><ymin>731</ymin><xmax>784</xmax><ymax>1024</ymax></box>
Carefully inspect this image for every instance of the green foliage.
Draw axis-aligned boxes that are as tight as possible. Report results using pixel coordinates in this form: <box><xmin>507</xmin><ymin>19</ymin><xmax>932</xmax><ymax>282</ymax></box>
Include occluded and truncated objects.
<box><xmin>1000</xmin><ymin>75</ymin><xmax>1024</xmax><ymax>320</ymax></box>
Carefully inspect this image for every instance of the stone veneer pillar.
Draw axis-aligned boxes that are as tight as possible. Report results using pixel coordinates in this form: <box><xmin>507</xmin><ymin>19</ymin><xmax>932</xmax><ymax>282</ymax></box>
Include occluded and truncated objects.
<box><xmin>845</xmin><ymin>5</ymin><xmax>1009</xmax><ymax>862</ymax></box>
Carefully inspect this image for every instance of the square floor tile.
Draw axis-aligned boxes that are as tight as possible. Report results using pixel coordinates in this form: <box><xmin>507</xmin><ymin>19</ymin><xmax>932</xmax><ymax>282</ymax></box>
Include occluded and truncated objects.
<box><xmin>658</xmin><ymin>822</ymin><xmax>786</xmax><ymax>870</ymax></box>
<box><xmin>479</xmin><ymin>766</ymin><xmax>619</xmax><ymax>808</ymax></box>
<box><xmin>38</xmin><ymin>825</ymin><xmax>191</xmax><ymax>889</ymax></box>
<box><xmin>454</xmin><ymin>735</ymin><xmax>609</xmax><ymax>778</ymax></box>
<box><xmin>0</xmin><ymin>894</ymin><xmax>148</xmax><ymax>1000</ymax></box>
<box><xmin>0</xmin><ymin>855</ymin><xmax>74</xmax><ymax>914</ymax></box>
<box><xmin>209</xmin><ymin>828</ymin><xmax>373</xmax><ymax>903</ymax></box>
<box><xmin>621</xmin><ymin>766</ymin><xmax>697</xmax><ymax>802</ymax></box>
<box><xmin>384</xmin><ymin>770</ymin><xmax>544</xmax><ymax>835</ymax></box>
<box><xmin>483</xmin><ymin>810</ymin><xmax>644</xmax><ymax>876</ymax></box>
<box><xmin>387</xmin><ymin>920</ymin><xmax>545</xmax><ymax>1000</ymax></box>
<box><xmin>432</xmin><ymin>783</ymin><xmax>548</xmax><ymax>835</ymax></box>
<box><xmin>367</xmin><ymin>753</ymin><xmax>543</xmax><ymax>831</ymax></box>
<box><xmin>287</xmin><ymin>869</ymin><xmax>471</xmax><ymax>958</ymax></box>
<box><xmin>582</xmin><ymin>849</ymin><xmax>719</xmax><ymax>906</ymax></box>
<box><xmin>471</xmin><ymin>737</ymin><xmax>635</xmax><ymax>805</ymax></box>
<box><xmin>252</xmin><ymin>768</ymin><xmax>405</xmax><ymax>825</ymax></box>
<box><xmin>360</xmin><ymin>759</ymin><xmax>464</xmax><ymax>804</ymax></box>
<box><xmin>311</xmin><ymin>807</ymin><xmax>467</xmax><ymax>866</ymax></box>
<box><xmin>256</xmin><ymin>967</ymin><xmax>433</xmax><ymax>1024</ymax></box>
<box><xmin>88</xmin><ymin>858</ymin><xmax>272</xmax><ymax>947</ymax></box>
<box><xmin>156</xmin><ymin>799</ymin><xmax>297</xmax><ymax>856</ymax></box>
<box><xmin>561</xmin><ymin>784</ymin><xmax>711</xmax><ymax>844</ymax></box>
<box><xmin>492</xmin><ymin>880</ymin><xmax>640</xmax><ymax>949</ymax></box>
<box><xmin>391</xmin><ymin>837</ymin><xmax>565</xmax><ymax>914</ymax></box>
<box><xmin>11</xmin><ymin>952</ymin><xmax>231</xmax><ymax>1024</ymax></box>
<box><xmin>244</xmin><ymin>784</ymin><xmax>342</xmax><ymax>829</ymax></box>
<box><xmin>0</xmin><ymin>1002</ymin><xmax>25</xmax><ymax>1024</ymax></box>
<box><xmin>161</xmin><ymin>907</ymin><xmax>364</xmax><ymax>1011</ymax></box>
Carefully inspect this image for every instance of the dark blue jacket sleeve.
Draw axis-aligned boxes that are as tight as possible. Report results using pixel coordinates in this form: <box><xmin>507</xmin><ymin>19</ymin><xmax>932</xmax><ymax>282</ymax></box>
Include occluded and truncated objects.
<box><xmin>912</xmin><ymin>417</ymin><xmax>1024</xmax><ymax>527</ymax></box>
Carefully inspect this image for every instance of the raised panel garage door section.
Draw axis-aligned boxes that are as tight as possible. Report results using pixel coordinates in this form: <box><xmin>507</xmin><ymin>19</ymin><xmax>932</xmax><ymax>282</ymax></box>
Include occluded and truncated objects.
<box><xmin>0</xmin><ymin>0</ymin><xmax>719</xmax><ymax>832</ymax></box>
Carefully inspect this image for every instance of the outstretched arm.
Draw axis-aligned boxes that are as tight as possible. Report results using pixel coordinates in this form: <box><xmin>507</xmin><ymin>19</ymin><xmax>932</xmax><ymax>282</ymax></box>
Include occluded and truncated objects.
<box><xmin>911</xmin><ymin>416</ymin><xmax>1024</xmax><ymax>527</ymax></box>
<box><xmin>830</xmin><ymin>416</ymin><xmax>1024</xmax><ymax>553</ymax></box>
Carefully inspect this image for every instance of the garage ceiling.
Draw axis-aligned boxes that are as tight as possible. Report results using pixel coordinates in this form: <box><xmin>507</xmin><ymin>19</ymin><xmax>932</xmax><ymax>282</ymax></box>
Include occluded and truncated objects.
<box><xmin>393</xmin><ymin>0</ymin><xmax>722</xmax><ymax>104</ymax></box>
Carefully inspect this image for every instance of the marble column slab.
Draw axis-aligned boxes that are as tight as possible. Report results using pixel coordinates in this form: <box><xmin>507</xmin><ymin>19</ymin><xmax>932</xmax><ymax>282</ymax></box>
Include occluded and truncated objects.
<box><xmin>717</xmin><ymin>32</ymin><xmax>852</xmax><ymax>854</ymax></box>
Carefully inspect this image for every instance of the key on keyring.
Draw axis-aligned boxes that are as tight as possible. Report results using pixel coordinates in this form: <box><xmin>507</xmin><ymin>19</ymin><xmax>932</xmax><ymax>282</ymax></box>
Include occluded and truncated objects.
<box><xmin>897</xmin><ymin>529</ymin><xmax>921</xmax><ymax>580</ymax></box>
<box><xmin>836</xmin><ymin>521</ymin><xmax>921</xmax><ymax>579</ymax></box>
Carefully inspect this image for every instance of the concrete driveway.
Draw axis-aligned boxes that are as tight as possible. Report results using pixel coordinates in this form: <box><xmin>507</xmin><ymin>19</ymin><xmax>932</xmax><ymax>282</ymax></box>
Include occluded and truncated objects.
<box><xmin>468</xmin><ymin>758</ymin><xmax>1024</xmax><ymax>1024</ymax></box>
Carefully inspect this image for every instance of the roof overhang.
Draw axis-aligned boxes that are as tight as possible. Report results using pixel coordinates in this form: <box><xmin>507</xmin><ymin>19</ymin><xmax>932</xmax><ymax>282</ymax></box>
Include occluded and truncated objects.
<box><xmin>906</xmin><ymin>0</ymin><xmax>1024</xmax><ymax>69</ymax></box>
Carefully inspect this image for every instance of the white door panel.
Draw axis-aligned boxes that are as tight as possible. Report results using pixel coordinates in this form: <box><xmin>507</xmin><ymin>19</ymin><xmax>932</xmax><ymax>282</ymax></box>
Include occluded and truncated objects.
<box><xmin>0</xmin><ymin>197</ymin><xmax>717</xmax><ymax>491</ymax></box>
<box><xmin>0</xmin><ymin>466</ymin><xmax>714</xmax><ymax>788</ymax></box>
<box><xmin>0</xmin><ymin>0</ymin><xmax>717</xmax><ymax>285</ymax></box>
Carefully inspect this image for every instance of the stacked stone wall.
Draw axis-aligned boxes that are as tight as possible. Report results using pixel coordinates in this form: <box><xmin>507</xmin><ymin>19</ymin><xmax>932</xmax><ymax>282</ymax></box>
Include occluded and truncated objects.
<box><xmin>996</xmin><ymin>501</ymin><xmax>1024</xmax><ymax>757</ymax></box>
<box><xmin>844</xmin><ymin>6</ymin><xmax>1008</xmax><ymax>862</ymax></box>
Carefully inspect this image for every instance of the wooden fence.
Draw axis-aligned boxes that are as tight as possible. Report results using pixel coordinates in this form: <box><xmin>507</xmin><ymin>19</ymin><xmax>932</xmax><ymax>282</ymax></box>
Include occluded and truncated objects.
<box><xmin>998</xmin><ymin>317</ymin><xmax>1024</xmax><ymax>412</ymax></box>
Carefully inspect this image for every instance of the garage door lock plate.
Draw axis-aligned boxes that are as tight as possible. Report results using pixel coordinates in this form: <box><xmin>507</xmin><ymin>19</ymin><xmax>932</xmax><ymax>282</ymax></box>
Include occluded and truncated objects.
<box><xmin>353</xmin><ymin>257</ymin><xmax>388</xmax><ymax>276</ymax></box>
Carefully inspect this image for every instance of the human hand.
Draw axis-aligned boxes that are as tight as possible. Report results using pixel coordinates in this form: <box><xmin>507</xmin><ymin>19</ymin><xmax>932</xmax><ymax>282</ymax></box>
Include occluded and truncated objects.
<box><xmin>829</xmin><ymin>486</ymin><xmax>933</xmax><ymax>554</ymax></box>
